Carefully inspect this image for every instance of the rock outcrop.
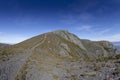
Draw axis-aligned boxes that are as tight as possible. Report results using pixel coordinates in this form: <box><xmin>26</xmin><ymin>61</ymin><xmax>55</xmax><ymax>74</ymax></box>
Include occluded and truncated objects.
<box><xmin>53</xmin><ymin>30</ymin><xmax>117</xmax><ymax>58</ymax></box>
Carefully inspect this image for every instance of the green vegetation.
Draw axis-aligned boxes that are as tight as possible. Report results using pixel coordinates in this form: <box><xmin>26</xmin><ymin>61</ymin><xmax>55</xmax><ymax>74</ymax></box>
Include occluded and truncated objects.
<box><xmin>0</xmin><ymin>46</ymin><xmax>26</xmax><ymax>61</ymax></box>
<box><xmin>1</xmin><ymin>30</ymin><xmax>120</xmax><ymax>80</ymax></box>
<box><xmin>96</xmin><ymin>56</ymin><xmax>116</xmax><ymax>62</ymax></box>
<box><xmin>15</xmin><ymin>61</ymin><xmax>28</xmax><ymax>80</ymax></box>
<box><xmin>114</xmin><ymin>69</ymin><xmax>120</xmax><ymax>74</ymax></box>
<box><xmin>94</xmin><ymin>54</ymin><xmax>120</xmax><ymax>63</ymax></box>
<box><xmin>115</xmin><ymin>54</ymin><xmax>120</xmax><ymax>59</ymax></box>
<box><xmin>83</xmin><ymin>58</ymin><xmax>94</xmax><ymax>62</ymax></box>
<box><xmin>71</xmin><ymin>75</ymin><xmax>78</xmax><ymax>80</ymax></box>
<box><xmin>80</xmin><ymin>73</ymin><xmax>88</xmax><ymax>77</ymax></box>
<box><xmin>94</xmin><ymin>66</ymin><xmax>101</xmax><ymax>71</ymax></box>
<box><xmin>0</xmin><ymin>47</ymin><xmax>12</xmax><ymax>61</ymax></box>
<box><xmin>14</xmin><ymin>34</ymin><xmax>44</xmax><ymax>49</ymax></box>
<box><xmin>52</xmin><ymin>74</ymin><xmax>59</xmax><ymax>80</ymax></box>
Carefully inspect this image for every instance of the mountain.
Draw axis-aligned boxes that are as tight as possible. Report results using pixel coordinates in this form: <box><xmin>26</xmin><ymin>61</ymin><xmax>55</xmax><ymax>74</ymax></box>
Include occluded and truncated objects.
<box><xmin>0</xmin><ymin>43</ymin><xmax>10</xmax><ymax>47</ymax></box>
<box><xmin>113</xmin><ymin>42</ymin><xmax>120</xmax><ymax>51</ymax></box>
<box><xmin>113</xmin><ymin>42</ymin><xmax>120</xmax><ymax>45</ymax></box>
<box><xmin>0</xmin><ymin>30</ymin><xmax>120</xmax><ymax>80</ymax></box>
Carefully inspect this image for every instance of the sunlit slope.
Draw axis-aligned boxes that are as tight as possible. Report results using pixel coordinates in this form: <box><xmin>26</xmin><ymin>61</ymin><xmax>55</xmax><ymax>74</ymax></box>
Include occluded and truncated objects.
<box><xmin>0</xmin><ymin>30</ymin><xmax>119</xmax><ymax>80</ymax></box>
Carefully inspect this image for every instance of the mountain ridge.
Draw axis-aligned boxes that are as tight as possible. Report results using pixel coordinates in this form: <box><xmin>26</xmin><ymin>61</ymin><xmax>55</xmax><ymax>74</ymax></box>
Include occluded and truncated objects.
<box><xmin>0</xmin><ymin>30</ymin><xmax>120</xmax><ymax>80</ymax></box>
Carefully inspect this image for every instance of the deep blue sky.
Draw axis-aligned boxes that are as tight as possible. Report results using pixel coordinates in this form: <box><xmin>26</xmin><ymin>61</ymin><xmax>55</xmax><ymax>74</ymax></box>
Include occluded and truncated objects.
<box><xmin>0</xmin><ymin>0</ymin><xmax>120</xmax><ymax>43</ymax></box>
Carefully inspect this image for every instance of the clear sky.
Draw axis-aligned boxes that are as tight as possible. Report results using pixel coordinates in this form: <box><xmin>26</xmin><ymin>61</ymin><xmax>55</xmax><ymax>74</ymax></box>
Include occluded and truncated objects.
<box><xmin>0</xmin><ymin>0</ymin><xmax>120</xmax><ymax>43</ymax></box>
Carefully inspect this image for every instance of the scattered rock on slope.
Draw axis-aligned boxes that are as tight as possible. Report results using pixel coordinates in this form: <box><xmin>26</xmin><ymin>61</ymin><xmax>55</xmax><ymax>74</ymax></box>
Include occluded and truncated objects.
<box><xmin>0</xmin><ymin>30</ymin><xmax>119</xmax><ymax>80</ymax></box>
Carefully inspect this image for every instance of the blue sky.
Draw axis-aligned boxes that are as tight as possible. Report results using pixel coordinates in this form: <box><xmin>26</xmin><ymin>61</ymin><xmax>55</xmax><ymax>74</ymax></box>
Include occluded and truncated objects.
<box><xmin>0</xmin><ymin>0</ymin><xmax>120</xmax><ymax>43</ymax></box>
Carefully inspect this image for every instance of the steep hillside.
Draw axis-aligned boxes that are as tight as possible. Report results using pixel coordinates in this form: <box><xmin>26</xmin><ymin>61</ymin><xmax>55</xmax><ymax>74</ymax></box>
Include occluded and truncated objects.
<box><xmin>0</xmin><ymin>30</ymin><xmax>120</xmax><ymax>80</ymax></box>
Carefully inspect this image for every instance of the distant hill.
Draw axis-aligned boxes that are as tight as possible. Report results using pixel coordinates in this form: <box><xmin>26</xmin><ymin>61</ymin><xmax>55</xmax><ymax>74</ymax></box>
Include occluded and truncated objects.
<box><xmin>113</xmin><ymin>42</ymin><xmax>120</xmax><ymax>45</ymax></box>
<box><xmin>0</xmin><ymin>30</ymin><xmax>120</xmax><ymax>80</ymax></box>
<box><xmin>0</xmin><ymin>43</ymin><xmax>10</xmax><ymax>47</ymax></box>
<box><xmin>113</xmin><ymin>42</ymin><xmax>120</xmax><ymax>51</ymax></box>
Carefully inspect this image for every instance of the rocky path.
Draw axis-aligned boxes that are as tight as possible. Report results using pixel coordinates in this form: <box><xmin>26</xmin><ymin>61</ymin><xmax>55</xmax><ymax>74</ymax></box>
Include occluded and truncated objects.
<box><xmin>31</xmin><ymin>34</ymin><xmax>46</xmax><ymax>50</ymax></box>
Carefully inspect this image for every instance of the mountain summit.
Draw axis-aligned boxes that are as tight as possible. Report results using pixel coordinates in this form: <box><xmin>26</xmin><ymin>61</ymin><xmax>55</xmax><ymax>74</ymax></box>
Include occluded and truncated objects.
<box><xmin>14</xmin><ymin>30</ymin><xmax>117</xmax><ymax>59</ymax></box>
<box><xmin>0</xmin><ymin>30</ymin><xmax>120</xmax><ymax>80</ymax></box>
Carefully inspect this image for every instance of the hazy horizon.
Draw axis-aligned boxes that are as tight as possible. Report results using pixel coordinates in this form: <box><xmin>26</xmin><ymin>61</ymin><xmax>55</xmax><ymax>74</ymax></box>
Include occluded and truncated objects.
<box><xmin>0</xmin><ymin>0</ymin><xmax>120</xmax><ymax>43</ymax></box>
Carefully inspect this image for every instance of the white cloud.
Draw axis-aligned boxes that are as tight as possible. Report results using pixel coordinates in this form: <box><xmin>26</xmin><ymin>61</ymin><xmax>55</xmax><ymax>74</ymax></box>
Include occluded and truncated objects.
<box><xmin>89</xmin><ymin>33</ymin><xmax>120</xmax><ymax>42</ymax></box>
<box><xmin>97</xmin><ymin>28</ymin><xmax>111</xmax><ymax>35</ymax></box>
<box><xmin>75</xmin><ymin>26</ymin><xmax>120</xmax><ymax>42</ymax></box>
<box><xmin>75</xmin><ymin>25</ymin><xmax>92</xmax><ymax>31</ymax></box>
<box><xmin>105</xmin><ymin>34</ymin><xmax>120</xmax><ymax>41</ymax></box>
<box><xmin>60</xmin><ymin>13</ymin><xmax>94</xmax><ymax>26</ymax></box>
<box><xmin>75</xmin><ymin>26</ymin><xmax>112</xmax><ymax>36</ymax></box>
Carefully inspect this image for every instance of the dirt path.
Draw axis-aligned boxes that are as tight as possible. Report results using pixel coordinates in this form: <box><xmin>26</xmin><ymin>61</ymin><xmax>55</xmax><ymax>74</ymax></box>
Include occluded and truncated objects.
<box><xmin>31</xmin><ymin>34</ymin><xmax>46</xmax><ymax>50</ymax></box>
<box><xmin>15</xmin><ymin>34</ymin><xmax>47</xmax><ymax>80</ymax></box>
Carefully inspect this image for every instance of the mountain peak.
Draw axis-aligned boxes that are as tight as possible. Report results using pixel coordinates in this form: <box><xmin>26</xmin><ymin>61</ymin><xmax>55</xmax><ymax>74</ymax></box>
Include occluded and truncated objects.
<box><xmin>53</xmin><ymin>30</ymin><xmax>69</xmax><ymax>32</ymax></box>
<box><xmin>52</xmin><ymin>30</ymin><xmax>70</xmax><ymax>36</ymax></box>
<box><xmin>52</xmin><ymin>30</ymin><xmax>77</xmax><ymax>39</ymax></box>
<box><xmin>0</xmin><ymin>30</ymin><xmax>119</xmax><ymax>80</ymax></box>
